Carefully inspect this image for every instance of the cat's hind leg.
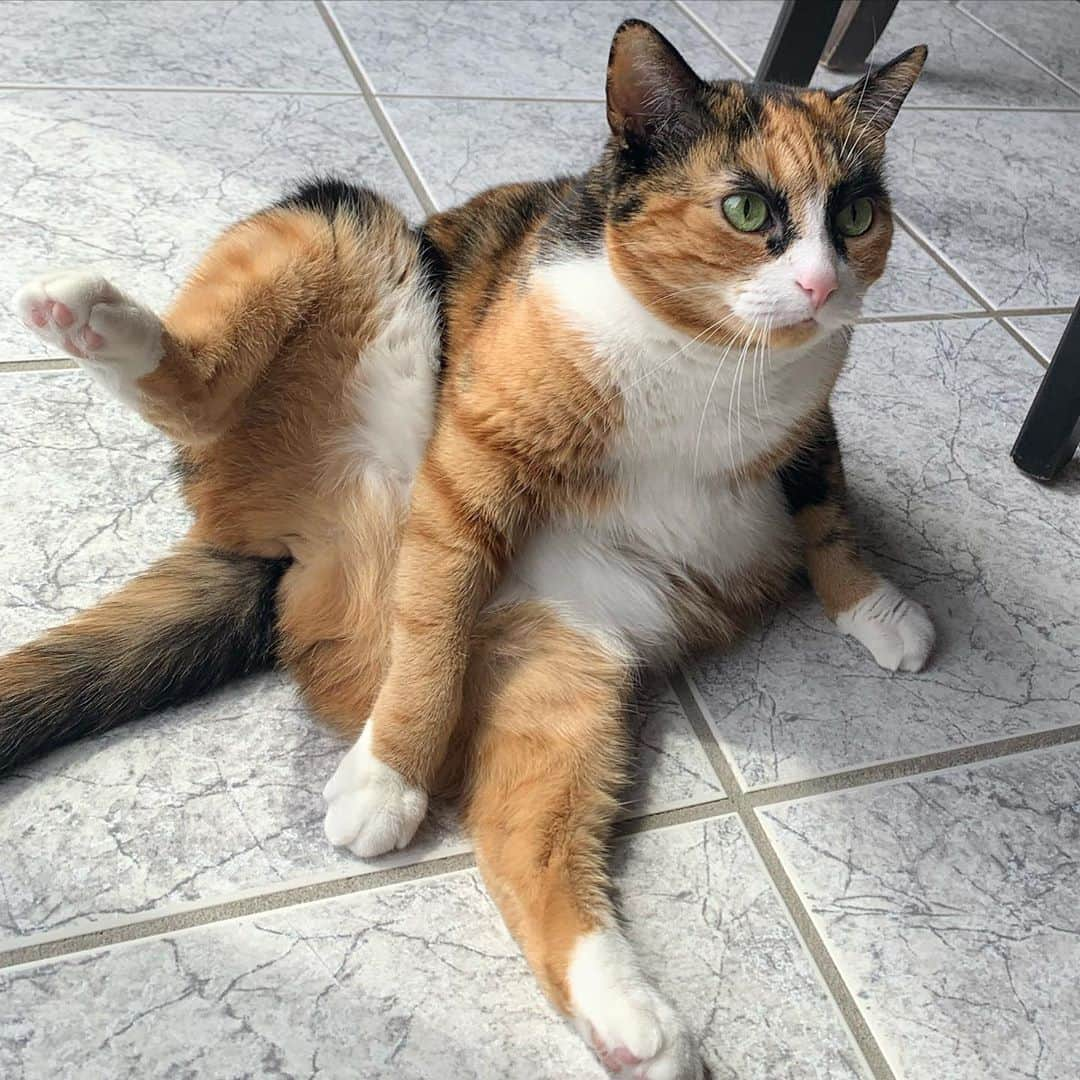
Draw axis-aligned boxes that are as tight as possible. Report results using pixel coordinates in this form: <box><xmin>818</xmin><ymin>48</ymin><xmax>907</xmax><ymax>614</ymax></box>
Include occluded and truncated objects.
<box><xmin>12</xmin><ymin>180</ymin><xmax>420</xmax><ymax>446</ymax></box>
<box><xmin>460</xmin><ymin>606</ymin><xmax>702</xmax><ymax>1080</ymax></box>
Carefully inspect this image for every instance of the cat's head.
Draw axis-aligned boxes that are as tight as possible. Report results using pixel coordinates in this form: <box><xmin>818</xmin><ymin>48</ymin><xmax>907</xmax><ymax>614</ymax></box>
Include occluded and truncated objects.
<box><xmin>600</xmin><ymin>20</ymin><xmax>926</xmax><ymax>352</ymax></box>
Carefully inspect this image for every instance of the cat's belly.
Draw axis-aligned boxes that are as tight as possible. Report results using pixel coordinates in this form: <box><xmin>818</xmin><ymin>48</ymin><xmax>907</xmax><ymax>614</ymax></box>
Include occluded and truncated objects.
<box><xmin>491</xmin><ymin>473</ymin><xmax>798</xmax><ymax>662</ymax></box>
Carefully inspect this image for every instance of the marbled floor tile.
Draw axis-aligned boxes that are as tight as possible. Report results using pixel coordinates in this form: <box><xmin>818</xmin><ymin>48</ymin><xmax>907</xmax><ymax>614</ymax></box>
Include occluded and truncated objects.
<box><xmin>0</xmin><ymin>818</ymin><xmax>868</xmax><ymax>1080</ymax></box>
<box><xmin>386</xmin><ymin>96</ymin><xmax>974</xmax><ymax>315</ymax></box>
<box><xmin>385</xmin><ymin>98</ymin><xmax>603</xmax><ymax>209</ymax></box>
<box><xmin>888</xmin><ymin>108</ymin><xmax>1080</xmax><ymax>310</ymax></box>
<box><xmin>331</xmin><ymin>0</ymin><xmax>742</xmax><ymax>98</ymax></box>
<box><xmin>0</xmin><ymin>1</ymin><xmax>355</xmax><ymax>89</ymax></box>
<box><xmin>959</xmin><ymin>0</ymin><xmax>1080</xmax><ymax>91</ymax></box>
<box><xmin>688</xmin><ymin>319</ymin><xmax>1080</xmax><ymax>789</ymax></box>
<box><xmin>1005</xmin><ymin>313</ymin><xmax>1072</xmax><ymax>364</ymax></box>
<box><xmin>761</xmin><ymin>745</ymin><xmax>1080</xmax><ymax>1080</ymax></box>
<box><xmin>626</xmin><ymin>677</ymin><xmax>727</xmax><ymax>812</ymax></box>
<box><xmin>685</xmin><ymin>0</ymin><xmax>1079</xmax><ymax>106</ymax></box>
<box><xmin>0</xmin><ymin>373</ymin><xmax>723</xmax><ymax>942</ymax></box>
<box><xmin>0</xmin><ymin>89</ymin><xmax>420</xmax><ymax>361</ymax></box>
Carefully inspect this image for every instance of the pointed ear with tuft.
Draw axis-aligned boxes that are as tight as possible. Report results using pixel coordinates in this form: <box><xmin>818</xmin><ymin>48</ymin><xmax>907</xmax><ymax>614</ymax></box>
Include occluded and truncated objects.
<box><xmin>833</xmin><ymin>45</ymin><xmax>928</xmax><ymax>137</ymax></box>
<box><xmin>606</xmin><ymin>19</ymin><xmax>704</xmax><ymax>152</ymax></box>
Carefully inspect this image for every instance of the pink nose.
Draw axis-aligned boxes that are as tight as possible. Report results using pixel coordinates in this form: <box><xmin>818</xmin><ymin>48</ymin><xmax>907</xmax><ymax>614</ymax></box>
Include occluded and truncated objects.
<box><xmin>795</xmin><ymin>268</ymin><xmax>839</xmax><ymax>311</ymax></box>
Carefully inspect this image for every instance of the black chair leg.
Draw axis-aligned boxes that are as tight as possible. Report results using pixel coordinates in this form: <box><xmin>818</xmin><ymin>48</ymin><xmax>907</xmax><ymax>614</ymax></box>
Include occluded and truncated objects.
<box><xmin>821</xmin><ymin>0</ymin><xmax>900</xmax><ymax>72</ymax></box>
<box><xmin>1011</xmin><ymin>301</ymin><xmax>1080</xmax><ymax>481</ymax></box>
<box><xmin>756</xmin><ymin>0</ymin><xmax>844</xmax><ymax>85</ymax></box>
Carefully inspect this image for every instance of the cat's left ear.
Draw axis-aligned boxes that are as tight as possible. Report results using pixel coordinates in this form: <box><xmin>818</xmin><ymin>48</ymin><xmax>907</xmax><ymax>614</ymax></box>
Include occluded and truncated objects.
<box><xmin>606</xmin><ymin>19</ymin><xmax>704</xmax><ymax>150</ymax></box>
<box><xmin>832</xmin><ymin>45</ymin><xmax>928</xmax><ymax>136</ymax></box>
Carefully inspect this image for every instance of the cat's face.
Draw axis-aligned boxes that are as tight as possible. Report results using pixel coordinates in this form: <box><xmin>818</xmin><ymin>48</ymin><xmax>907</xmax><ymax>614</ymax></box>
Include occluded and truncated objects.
<box><xmin>602</xmin><ymin>22</ymin><xmax>926</xmax><ymax>354</ymax></box>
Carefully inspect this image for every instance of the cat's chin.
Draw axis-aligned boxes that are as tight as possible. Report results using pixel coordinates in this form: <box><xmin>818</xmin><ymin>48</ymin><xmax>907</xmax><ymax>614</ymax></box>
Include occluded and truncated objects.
<box><xmin>764</xmin><ymin>317</ymin><xmax>822</xmax><ymax>350</ymax></box>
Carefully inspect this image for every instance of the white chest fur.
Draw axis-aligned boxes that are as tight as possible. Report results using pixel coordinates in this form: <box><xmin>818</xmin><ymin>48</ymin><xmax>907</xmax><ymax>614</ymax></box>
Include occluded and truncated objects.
<box><xmin>491</xmin><ymin>255</ymin><xmax>844</xmax><ymax>658</ymax></box>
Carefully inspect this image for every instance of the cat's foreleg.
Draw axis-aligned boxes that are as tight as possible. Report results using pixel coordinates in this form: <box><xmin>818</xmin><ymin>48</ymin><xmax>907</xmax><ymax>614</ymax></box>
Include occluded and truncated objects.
<box><xmin>322</xmin><ymin>414</ymin><xmax>526</xmax><ymax>856</ymax></box>
<box><xmin>781</xmin><ymin>408</ymin><xmax>935</xmax><ymax>672</ymax></box>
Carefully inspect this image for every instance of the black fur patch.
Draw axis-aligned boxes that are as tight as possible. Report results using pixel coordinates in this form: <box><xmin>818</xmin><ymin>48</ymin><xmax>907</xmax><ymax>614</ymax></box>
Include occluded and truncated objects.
<box><xmin>275</xmin><ymin>176</ymin><xmax>385</xmax><ymax>222</ymax></box>
<box><xmin>778</xmin><ymin>414</ymin><xmax>838</xmax><ymax>513</ymax></box>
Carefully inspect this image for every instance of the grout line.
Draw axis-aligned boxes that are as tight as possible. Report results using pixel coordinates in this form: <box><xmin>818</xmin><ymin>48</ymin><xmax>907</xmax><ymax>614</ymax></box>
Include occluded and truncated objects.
<box><xmin>0</xmin><ymin>81</ymin><xmax>365</xmax><ymax>97</ymax></box>
<box><xmin>615</xmin><ymin>797</ymin><xmax>735</xmax><ymax>836</ymax></box>
<box><xmin>0</xmin><ymin>799</ymin><xmax>737</xmax><ymax>971</ymax></box>
<box><xmin>954</xmin><ymin>3</ymin><xmax>1080</xmax><ymax>101</ymax></box>
<box><xmin>0</xmin><ymin>357</ymin><xmax>78</xmax><ymax>372</ymax></box>
<box><xmin>374</xmin><ymin>90</ymin><xmax>1080</xmax><ymax>113</ymax></box>
<box><xmin>678</xmin><ymin>659</ymin><xmax>1080</xmax><ymax>810</ymax></box>
<box><xmin>743</xmin><ymin>721</ymin><xmax>1080</xmax><ymax>809</ymax></box>
<box><xmin>0</xmin><ymin>852</ymin><xmax>476</xmax><ymax>973</ymax></box>
<box><xmin>669</xmin><ymin>668</ymin><xmax>897</xmax><ymax>1080</ymax></box>
<box><xmin>903</xmin><ymin>102</ymin><xmax>1080</xmax><ymax>112</ymax></box>
<box><xmin>996</xmin><ymin>315</ymin><xmax>1054</xmax><ymax>370</ymax></box>
<box><xmin>892</xmin><ymin>213</ymin><xmax>995</xmax><ymax>310</ymax></box>
<box><xmin>2</xmin><ymin>77</ymin><xmax>1077</xmax><ymax>113</ymax></box>
<box><xmin>856</xmin><ymin>304</ymin><xmax>1074</xmax><ymax>325</ymax></box>
<box><xmin>855</xmin><ymin>308</ymin><xmax>990</xmax><ymax>325</ymax></box>
<box><xmin>986</xmin><ymin>305</ymin><xmax>1075</xmax><ymax>318</ymax></box>
<box><xmin>378</xmin><ymin>91</ymin><xmax>604</xmax><ymax>105</ymax></box>
<box><xmin>672</xmin><ymin>0</ymin><xmax>755</xmax><ymax>78</ymax></box>
<box><xmin>314</xmin><ymin>0</ymin><xmax>438</xmax><ymax>215</ymax></box>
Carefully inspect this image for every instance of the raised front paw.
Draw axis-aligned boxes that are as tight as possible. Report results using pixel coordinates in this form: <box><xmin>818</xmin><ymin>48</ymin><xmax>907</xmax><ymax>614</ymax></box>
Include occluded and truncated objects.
<box><xmin>836</xmin><ymin>580</ymin><xmax>935</xmax><ymax>673</ymax></box>
<box><xmin>322</xmin><ymin>726</ymin><xmax>428</xmax><ymax>858</ymax></box>
<box><xmin>13</xmin><ymin>269</ymin><xmax>162</xmax><ymax>371</ymax></box>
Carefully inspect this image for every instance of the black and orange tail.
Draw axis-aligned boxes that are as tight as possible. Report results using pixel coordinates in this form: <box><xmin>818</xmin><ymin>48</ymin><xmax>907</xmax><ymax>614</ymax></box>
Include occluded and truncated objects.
<box><xmin>0</xmin><ymin>540</ymin><xmax>288</xmax><ymax>774</ymax></box>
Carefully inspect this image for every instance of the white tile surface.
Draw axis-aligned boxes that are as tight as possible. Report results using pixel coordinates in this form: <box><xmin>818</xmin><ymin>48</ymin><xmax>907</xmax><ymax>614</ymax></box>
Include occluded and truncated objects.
<box><xmin>331</xmin><ymin>0</ymin><xmax>743</xmax><ymax>98</ymax></box>
<box><xmin>762</xmin><ymin>746</ymin><xmax>1080</xmax><ymax>1080</ymax></box>
<box><xmin>0</xmin><ymin>0</ymin><xmax>356</xmax><ymax>89</ymax></box>
<box><xmin>0</xmin><ymin>819</ymin><xmax>868</xmax><ymax>1080</ymax></box>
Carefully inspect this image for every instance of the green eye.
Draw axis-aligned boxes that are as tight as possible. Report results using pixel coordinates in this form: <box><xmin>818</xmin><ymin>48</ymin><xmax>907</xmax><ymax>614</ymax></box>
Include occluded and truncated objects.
<box><xmin>835</xmin><ymin>197</ymin><xmax>874</xmax><ymax>237</ymax></box>
<box><xmin>722</xmin><ymin>192</ymin><xmax>770</xmax><ymax>232</ymax></box>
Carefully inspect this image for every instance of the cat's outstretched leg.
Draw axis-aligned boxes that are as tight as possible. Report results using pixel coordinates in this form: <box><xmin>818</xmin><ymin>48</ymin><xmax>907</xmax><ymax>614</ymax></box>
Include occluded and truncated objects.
<box><xmin>13</xmin><ymin>183</ymin><xmax>419</xmax><ymax>446</ymax></box>
<box><xmin>459</xmin><ymin>607</ymin><xmax>703</xmax><ymax>1080</ymax></box>
<box><xmin>13</xmin><ymin>205</ymin><xmax>333</xmax><ymax>444</ymax></box>
<box><xmin>781</xmin><ymin>408</ymin><xmax>935</xmax><ymax>672</ymax></box>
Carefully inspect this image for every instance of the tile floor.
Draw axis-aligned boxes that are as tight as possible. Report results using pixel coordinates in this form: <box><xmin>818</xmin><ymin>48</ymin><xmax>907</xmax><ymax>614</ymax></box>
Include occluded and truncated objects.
<box><xmin>0</xmin><ymin>2</ymin><xmax>1077</xmax><ymax>1079</ymax></box>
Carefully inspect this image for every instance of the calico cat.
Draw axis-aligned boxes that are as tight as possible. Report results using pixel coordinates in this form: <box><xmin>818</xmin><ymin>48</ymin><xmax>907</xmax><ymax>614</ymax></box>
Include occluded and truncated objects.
<box><xmin>4</xmin><ymin>21</ymin><xmax>931</xmax><ymax>1079</ymax></box>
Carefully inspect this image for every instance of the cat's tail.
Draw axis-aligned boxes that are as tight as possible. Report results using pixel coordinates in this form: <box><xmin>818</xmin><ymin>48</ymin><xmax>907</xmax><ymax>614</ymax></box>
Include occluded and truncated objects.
<box><xmin>0</xmin><ymin>540</ymin><xmax>289</xmax><ymax>775</ymax></box>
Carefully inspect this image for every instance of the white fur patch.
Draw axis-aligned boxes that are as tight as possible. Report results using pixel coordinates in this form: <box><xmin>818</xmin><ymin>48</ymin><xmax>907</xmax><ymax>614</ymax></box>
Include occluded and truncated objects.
<box><xmin>727</xmin><ymin>196</ymin><xmax>865</xmax><ymax>332</ymax></box>
<box><xmin>323</xmin><ymin>723</ymin><xmax>428</xmax><ymax>858</ymax></box>
<box><xmin>342</xmin><ymin>271</ymin><xmax>441</xmax><ymax>493</ymax></box>
<box><xmin>13</xmin><ymin>270</ymin><xmax>163</xmax><ymax>408</ymax></box>
<box><xmin>567</xmin><ymin>927</ymin><xmax>702</xmax><ymax>1080</ymax></box>
<box><xmin>499</xmin><ymin>254</ymin><xmax>837</xmax><ymax>660</ymax></box>
<box><xmin>836</xmin><ymin>580</ymin><xmax>935</xmax><ymax>672</ymax></box>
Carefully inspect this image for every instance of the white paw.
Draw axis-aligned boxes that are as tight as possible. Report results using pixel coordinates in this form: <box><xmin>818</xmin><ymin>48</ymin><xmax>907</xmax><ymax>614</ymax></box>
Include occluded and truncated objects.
<box><xmin>836</xmin><ymin>581</ymin><xmax>935</xmax><ymax>673</ymax></box>
<box><xmin>569</xmin><ymin>929</ymin><xmax>702</xmax><ymax>1080</ymax></box>
<box><xmin>322</xmin><ymin>725</ymin><xmax>428</xmax><ymax>858</ymax></box>
<box><xmin>12</xmin><ymin>269</ymin><xmax>162</xmax><ymax>381</ymax></box>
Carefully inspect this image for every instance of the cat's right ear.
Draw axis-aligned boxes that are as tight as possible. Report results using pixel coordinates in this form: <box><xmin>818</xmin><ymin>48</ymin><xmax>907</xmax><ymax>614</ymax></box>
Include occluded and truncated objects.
<box><xmin>606</xmin><ymin>19</ymin><xmax>704</xmax><ymax>151</ymax></box>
